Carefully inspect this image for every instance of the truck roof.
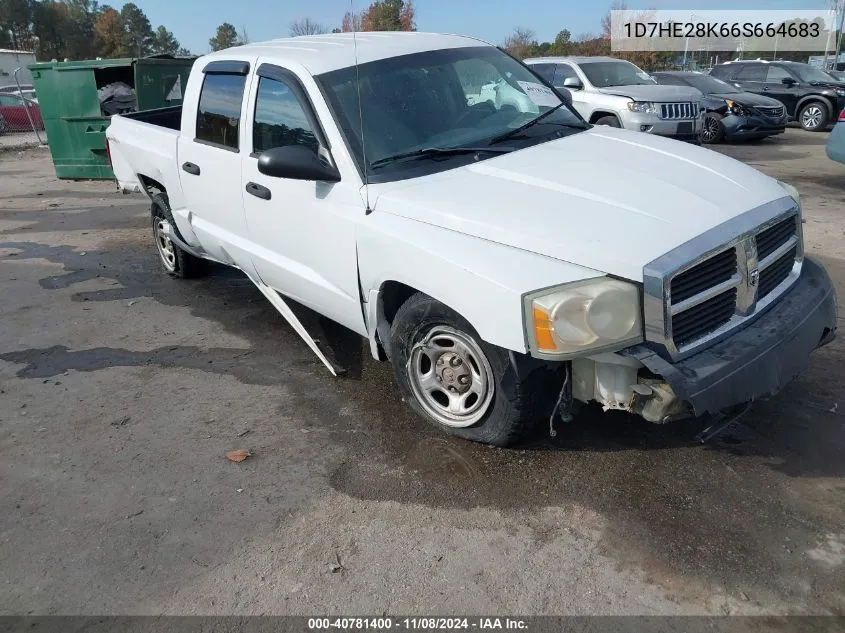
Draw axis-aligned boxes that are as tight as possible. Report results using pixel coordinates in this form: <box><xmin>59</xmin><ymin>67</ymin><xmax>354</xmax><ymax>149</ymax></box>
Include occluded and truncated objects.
<box><xmin>202</xmin><ymin>32</ymin><xmax>489</xmax><ymax>75</ymax></box>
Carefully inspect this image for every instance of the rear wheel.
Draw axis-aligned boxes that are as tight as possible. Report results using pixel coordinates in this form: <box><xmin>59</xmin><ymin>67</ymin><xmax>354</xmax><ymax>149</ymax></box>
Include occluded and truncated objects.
<box><xmin>700</xmin><ymin>112</ymin><xmax>726</xmax><ymax>144</ymax></box>
<box><xmin>389</xmin><ymin>293</ymin><xmax>544</xmax><ymax>446</ymax></box>
<box><xmin>594</xmin><ymin>115</ymin><xmax>621</xmax><ymax>128</ymax></box>
<box><xmin>151</xmin><ymin>193</ymin><xmax>206</xmax><ymax>278</ymax></box>
<box><xmin>799</xmin><ymin>102</ymin><xmax>829</xmax><ymax>132</ymax></box>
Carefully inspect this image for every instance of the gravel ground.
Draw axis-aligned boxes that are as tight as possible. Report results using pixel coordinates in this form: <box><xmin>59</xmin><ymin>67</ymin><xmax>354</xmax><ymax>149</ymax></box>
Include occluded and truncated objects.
<box><xmin>0</xmin><ymin>128</ymin><xmax>844</xmax><ymax>616</ymax></box>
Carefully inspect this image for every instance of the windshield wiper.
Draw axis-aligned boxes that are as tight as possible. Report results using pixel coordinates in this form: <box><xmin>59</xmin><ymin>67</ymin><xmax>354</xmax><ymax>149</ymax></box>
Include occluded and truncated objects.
<box><xmin>489</xmin><ymin>103</ymin><xmax>586</xmax><ymax>145</ymax></box>
<box><xmin>370</xmin><ymin>146</ymin><xmax>512</xmax><ymax>169</ymax></box>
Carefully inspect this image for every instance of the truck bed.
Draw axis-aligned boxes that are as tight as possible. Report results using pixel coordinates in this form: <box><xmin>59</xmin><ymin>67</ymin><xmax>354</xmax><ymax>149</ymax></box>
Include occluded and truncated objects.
<box><xmin>120</xmin><ymin>105</ymin><xmax>182</xmax><ymax>131</ymax></box>
<box><xmin>106</xmin><ymin>106</ymin><xmax>182</xmax><ymax>197</ymax></box>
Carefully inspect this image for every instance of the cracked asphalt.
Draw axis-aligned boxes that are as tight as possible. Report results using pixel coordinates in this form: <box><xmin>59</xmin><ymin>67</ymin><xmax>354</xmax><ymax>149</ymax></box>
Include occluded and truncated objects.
<box><xmin>1</xmin><ymin>131</ymin><xmax>844</xmax><ymax>616</ymax></box>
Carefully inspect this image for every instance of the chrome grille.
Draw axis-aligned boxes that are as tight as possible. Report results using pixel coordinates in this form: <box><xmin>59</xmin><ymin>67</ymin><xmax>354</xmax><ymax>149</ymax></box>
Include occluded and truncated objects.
<box><xmin>643</xmin><ymin>198</ymin><xmax>803</xmax><ymax>361</ymax></box>
<box><xmin>659</xmin><ymin>102</ymin><xmax>696</xmax><ymax>120</ymax></box>
<box><xmin>673</xmin><ymin>288</ymin><xmax>737</xmax><ymax>348</ymax></box>
<box><xmin>755</xmin><ymin>105</ymin><xmax>785</xmax><ymax>118</ymax></box>
<box><xmin>670</xmin><ymin>249</ymin><xmax>737</xmax><ymax>304</ymax></box>
<box><xmin>756</xmin><ymin>216</ymin><xmax>797</xmax><ymax>260</ymax></box>
<box><xmin>759</xmin><ymin>246</ymin><xmax>798</xmax><ymax>299</ymax></box>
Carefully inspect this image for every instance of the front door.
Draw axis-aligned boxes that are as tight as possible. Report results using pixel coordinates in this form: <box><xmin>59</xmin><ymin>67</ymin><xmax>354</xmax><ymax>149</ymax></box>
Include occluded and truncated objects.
<box><xmin>763</xmin><ymin>66</ymin><xmax>800</xmax><ymax>114</ymax></box>
<box><xmin>240</xmin><ymin>63</ymin><xmax>366</xmax><ymax>335</ymax></box>
<box><xmin>176</xmin><ymin>61</ymin><xmax>253</xmax><ymax>266</ymax></box>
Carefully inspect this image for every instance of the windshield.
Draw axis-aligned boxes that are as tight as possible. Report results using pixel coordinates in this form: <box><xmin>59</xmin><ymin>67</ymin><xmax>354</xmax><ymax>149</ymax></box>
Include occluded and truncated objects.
<box><xmin>579</xmin><ymin>60</ymin><xmax>656</xmax><ymax>88</ymax></box>
<box><xmin>678</xmin><ymin>74</ymin><xmax>735</xmax><ymax>94</ymax></box>
<box><xmin>792</xmin><ymin>65</ymin><xmax>838</xmax><ymax>83</ymax></box>
<box><xmin>316</xmin><ymin>45</ymin><xmax>586</xmax><ymax>181</ymax></box>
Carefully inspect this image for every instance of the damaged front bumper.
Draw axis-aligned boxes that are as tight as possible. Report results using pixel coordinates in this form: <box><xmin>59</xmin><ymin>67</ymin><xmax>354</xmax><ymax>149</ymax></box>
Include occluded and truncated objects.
<box><xmin>622</xmin><ymin>256</ymin><xmax>838</xmax><ymax>418</ymax></box>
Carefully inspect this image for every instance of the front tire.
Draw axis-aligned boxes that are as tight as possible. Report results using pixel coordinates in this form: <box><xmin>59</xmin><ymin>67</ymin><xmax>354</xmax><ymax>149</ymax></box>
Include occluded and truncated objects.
<box><xmin>799</xmin><ymin>102</ymin><xmax>829</xmax><ymax>132</ymax></box>
<box><xmin>700</xmin><ymin>112</ymin><xmax>725</xmax><ymax>144</ymax></box>
<box><xmin>151</xmin><ymin>193</ymin><xmax>206</xmax><ymax>278</ymax></box>
<box><xmin>388</xmin><ymin>293</ymin><xmax>539</xmax><ymax>446</ymax></box>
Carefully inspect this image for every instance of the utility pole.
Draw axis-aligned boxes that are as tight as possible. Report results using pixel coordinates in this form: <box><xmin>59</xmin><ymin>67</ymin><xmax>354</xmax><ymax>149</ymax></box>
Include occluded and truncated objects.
<box><xmin>836</xmin><ymin>0</ymin><xmax>845</xmax><ymax>70</ymax></box>
<box><xmin>824</xmin><ymin>0</ymin><xmax>838</xmax><ymax>69</ymax></box>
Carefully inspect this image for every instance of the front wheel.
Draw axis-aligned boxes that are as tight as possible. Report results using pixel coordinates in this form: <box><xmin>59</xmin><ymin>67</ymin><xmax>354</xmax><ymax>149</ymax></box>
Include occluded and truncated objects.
<box><xmin>700</xmin><ymin>113</ymin><xmax>725</xmax><ymax>144</ymax></box>
<box><xmin>388</xmin><ymin>293</ymin><xmax>542</xmax><ymax>446</ymax></box>
<box><xmin>799</xmin><ymin>102</ymin><xmax>829</xmax><ymax>132</ymax></box>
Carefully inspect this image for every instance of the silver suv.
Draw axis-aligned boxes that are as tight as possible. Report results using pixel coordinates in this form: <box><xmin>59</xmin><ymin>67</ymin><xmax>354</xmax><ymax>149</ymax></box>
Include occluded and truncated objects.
<box><xmin>525</xmin><ymin>56</ymin><xmax>703</xmax><ymax>142</ymax></box>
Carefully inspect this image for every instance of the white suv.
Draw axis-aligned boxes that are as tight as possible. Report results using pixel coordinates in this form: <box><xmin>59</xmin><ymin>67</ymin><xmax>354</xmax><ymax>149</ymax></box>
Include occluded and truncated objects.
<box><xmin>526</xmin><ymin>56</ymin><xmax>703</xmax><ymax>142</ymax></box>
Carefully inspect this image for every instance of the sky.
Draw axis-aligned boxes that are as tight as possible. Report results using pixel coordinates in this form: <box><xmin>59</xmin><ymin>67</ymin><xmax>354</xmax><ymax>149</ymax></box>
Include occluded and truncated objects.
<box><xmin>111</xmin><ymin>0</ymin><xmax>833</xmax><ymax>56</ymax></box>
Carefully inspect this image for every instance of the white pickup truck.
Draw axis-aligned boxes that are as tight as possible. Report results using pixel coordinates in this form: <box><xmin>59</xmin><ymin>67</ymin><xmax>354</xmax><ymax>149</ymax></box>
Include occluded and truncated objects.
<box><xmin>106</xmin><ymin>32</ymin><xmax>838</xmax><ymax>446</ymax></box>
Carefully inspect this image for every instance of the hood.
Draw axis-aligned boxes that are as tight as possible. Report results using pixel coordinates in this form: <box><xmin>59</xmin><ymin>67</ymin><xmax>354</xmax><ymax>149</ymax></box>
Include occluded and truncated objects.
<box><xmin>597</xmin><ymin>84</ymin><xmax>701</xmax><ymax>102</ymax></box>
<box><xmin>368</xmin><ymin>127</ymin><xmax>789</xmax><ymax>282</ymax></box>
<box><xmin>809</xmin><ymin>80</ymin><xmax>845</xmax><ymax>90</ymax></box>
<box><xmin>715</xmin><ymin>91</ymin><xmax>785</xmax><ymax>108</ymax></box>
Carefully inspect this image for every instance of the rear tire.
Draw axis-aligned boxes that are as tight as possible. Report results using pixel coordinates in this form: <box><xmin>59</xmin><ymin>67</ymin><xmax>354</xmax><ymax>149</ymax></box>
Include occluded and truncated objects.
<box><xmin>798</xmin><ymin>101</ymin><xmax>829</xmax><ymax>132</ymax></box>
<box><xmin>151</xmin><ymin>193</ymin><xmax>206</xmax><ymax>279</ymax></box>
<box><xmin>388</xmin><ymin>293</ymin><xmax>544</xmax><ymax>446</ymax></box>
<box><xmin>594</xmin><ymin>115</ymin><xmax>621</xmax><ymax>128</ymax></box>
<box><xmin>700</xmin><ymin>112</ymin><xmax>726</xmax><ymax>144</ymax></box>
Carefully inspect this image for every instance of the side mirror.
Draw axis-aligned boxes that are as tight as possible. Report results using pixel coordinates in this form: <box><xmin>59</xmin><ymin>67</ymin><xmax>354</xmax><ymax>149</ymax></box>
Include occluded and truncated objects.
<box><xmin>257</xmin><ymin>145</ymin><xmax>340</xmax><ymax>182</ymax></box>
<box><xmin>781</xmin><ymin>77</ymin><xmax>797</xmax><ymax>85</ymax></box>
<box><xmin>562</xmin><ymin>77</ymin><xmax>583</xmax><ymax>90</ymax></box>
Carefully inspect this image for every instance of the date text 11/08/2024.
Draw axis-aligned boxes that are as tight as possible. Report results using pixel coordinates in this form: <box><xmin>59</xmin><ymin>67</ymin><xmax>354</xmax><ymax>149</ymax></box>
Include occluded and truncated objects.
<box><xmin>307</xmin><ymin>618</ymin><xmax>528</xmax><ymax>630</ymax></box>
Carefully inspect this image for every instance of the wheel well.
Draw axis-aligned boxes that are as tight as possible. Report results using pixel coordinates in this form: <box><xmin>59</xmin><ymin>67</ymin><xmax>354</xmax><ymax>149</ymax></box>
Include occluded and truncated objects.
<box><xmin>796</xmin><ymin>97</ymin><xmax>832</xmax><ymax>117</ymax></box>
<box><xmin>139</xmin><ymin>175</ymin><xmax>166</xmax><ymax>198</ymax></box>
<box><xmin>380</xmin><ymin>281</ymin><xmax>418</xmax><ymax>326</ymax></box>
<box><xmin>589</xmin><ymin>111</ymin><xmax>618</xmax><ymax>124</ymax></box>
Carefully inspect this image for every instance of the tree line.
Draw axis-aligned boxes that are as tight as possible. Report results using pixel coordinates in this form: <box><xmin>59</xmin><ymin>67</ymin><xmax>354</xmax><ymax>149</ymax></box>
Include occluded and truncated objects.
<box><xmin>3</xmin><ymin>0</ymin><xmax>834</xmax><ymax>69</ymax></box>
<box><xmin>0</xmin><ymin>0</ymin><xmax>188</xmax><ymax>60</ymax></box>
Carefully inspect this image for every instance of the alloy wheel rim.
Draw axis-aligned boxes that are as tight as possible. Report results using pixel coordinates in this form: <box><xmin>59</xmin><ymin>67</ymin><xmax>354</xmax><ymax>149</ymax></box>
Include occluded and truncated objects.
<box><xmin>802</xmin><ymin>106</ymin><xmax>823</xmax><ymax>129</ymax></box>
<box><xmin>702</xmin><ymin>117</ymin><xmax>719</xmax><ymax>141</ymax></box>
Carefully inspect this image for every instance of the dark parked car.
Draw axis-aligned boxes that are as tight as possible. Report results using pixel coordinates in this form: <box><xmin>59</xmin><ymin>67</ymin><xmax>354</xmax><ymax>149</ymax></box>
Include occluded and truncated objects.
<box><xmin>710</xmin><ymin>61</ymin><xmax>845</xmax><ymax>132</ymax></box>
<box><xmin>652</xmin><ymin>71</ymin><xmax>787</xmax><ymax>143</ymax></box>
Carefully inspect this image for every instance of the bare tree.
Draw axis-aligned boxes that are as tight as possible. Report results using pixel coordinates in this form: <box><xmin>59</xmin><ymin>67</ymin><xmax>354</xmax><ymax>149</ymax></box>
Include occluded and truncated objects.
<box><xmin>503</xmin><ymin>27</ymin><xmax>537</xmax><ymax>59</ymax></box>
<box><xmin>290</xmin><ymin>17</ymin><xmax>328</xmax><ymax>37</ymax></box>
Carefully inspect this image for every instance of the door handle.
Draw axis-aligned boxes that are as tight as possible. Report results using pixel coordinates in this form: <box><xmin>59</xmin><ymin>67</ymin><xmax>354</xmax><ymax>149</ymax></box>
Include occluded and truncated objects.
<box><xmin>246</xmin><ymin>181</ymin><xmax>272</xmax><ymax>200</ymax></box>
<box><xmin>182</xmin><ymin>162</ymin><xmax>201</xmax><ymax>176</ymax></box>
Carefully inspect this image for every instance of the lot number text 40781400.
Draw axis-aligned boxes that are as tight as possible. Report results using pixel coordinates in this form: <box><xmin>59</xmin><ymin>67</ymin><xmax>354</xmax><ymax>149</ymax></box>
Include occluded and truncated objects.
<box><xmin>307</xmin><ymin>618</ymin><xmax>529</xmax><ymax>630</ymax></box>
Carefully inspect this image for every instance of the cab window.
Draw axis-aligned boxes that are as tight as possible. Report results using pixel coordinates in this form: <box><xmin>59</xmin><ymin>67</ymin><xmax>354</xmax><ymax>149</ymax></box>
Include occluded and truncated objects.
<box><xmin>196</xmin><ymin>73</ymin><xmax>247</xmax><ymax>150</ymax></box>
<box><xmin>252</xmin><ymin>77</ymin><xmax>318</xmax><ymax>154</ymax></box>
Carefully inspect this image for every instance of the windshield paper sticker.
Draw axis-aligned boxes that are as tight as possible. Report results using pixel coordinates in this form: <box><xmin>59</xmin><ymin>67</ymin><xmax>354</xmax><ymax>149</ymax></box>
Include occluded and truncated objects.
<box><xmin>516</xmin><ymin>81</ymin><xmax>561</xmax><ymax>107</ymax></box>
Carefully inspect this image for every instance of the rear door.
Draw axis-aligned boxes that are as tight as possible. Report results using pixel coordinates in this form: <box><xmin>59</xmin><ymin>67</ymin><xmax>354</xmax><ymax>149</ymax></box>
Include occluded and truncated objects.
<box><xmin>763</xmin><ymin>65</ymin><xmax>799</xmax><ymax>114</ymax></box>
<box><xmin>240</xmin><ymin>63</ymin><xmax>366</xmax><ymax>335</ymax></box>
<box><xmin>176</xmin><ymin>60</ymin><xmax>254</xmax><ymax>266</ymax></box>
<box><xmin>728</xmin><ymin>64</ymin><xmax>766</xmax><ymax>95</ymax></box>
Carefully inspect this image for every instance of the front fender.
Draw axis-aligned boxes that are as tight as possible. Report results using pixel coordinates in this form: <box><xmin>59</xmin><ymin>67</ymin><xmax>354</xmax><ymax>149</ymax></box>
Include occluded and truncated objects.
<box><xmin>356</xmin><ymin>212</ymin><xmax>603</xmax><ymax>354</ymax></box>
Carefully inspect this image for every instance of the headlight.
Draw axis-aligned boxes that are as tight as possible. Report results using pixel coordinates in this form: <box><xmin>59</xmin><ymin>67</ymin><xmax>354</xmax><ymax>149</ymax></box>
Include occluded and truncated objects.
<box><xmin>725</xmin><ymin>99</ymin><xmax>749</xmax><ymax>116</ymax></box>
<box><xmin>836</xmin><ymin>89</ymin><xmax>845</xmax><ymax>97</ymax></box>
<box><xmin>627</xmin><ymin>101</ymin><xmax>657</xmax><ymax>114</ymax></box>
<box><xmin>525</xmin><ymin>278</ymin><xmax>643</xmax><ymax>359</ymax></box>
<box><xmin>777</xmin><ymin>179</ymin><xmax>800</xmax><ymax>206</ymax></box>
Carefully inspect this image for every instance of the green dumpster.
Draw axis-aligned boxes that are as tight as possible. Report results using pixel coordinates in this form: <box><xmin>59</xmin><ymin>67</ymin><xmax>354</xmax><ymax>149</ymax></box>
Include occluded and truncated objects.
<box><xmin>28</xmin><ymin>56</ymin><xmax>196</xmax><ymax>180</ymax></box>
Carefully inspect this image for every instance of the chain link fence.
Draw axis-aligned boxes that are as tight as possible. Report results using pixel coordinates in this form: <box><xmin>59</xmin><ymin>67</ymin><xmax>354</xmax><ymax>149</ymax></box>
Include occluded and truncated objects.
<box><xmin>0</xmin><ymin>67</ymin><xmax>47</xmax><ymax>150</ymax></box>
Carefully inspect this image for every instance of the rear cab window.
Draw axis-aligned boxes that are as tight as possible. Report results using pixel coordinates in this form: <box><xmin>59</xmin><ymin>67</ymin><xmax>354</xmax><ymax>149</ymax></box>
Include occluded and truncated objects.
<box><xmin>196</xmin><ymin>64</ymin><xmax>249</xmax><ymax>151</ymax></box>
